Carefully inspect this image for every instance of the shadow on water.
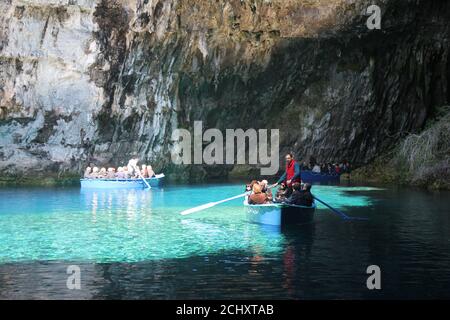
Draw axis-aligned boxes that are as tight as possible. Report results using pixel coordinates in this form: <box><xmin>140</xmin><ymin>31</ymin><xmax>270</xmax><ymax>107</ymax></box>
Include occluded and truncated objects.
<box><xmin>0</xmin><ymin>224</ymin><xmax>317</xmax><ymax>299</ymax></box>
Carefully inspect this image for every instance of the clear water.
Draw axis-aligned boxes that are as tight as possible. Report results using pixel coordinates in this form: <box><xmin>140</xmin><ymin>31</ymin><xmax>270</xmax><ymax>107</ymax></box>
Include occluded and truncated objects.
<box><xmin>0</xmin><ymin>183</ymin><xmax>449</xmax><ymax>299</ymax></box>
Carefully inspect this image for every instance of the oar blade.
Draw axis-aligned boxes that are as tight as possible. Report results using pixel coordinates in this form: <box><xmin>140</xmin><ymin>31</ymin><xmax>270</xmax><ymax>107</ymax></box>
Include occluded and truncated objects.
<box><xmin>180</xmin><ymin>202</ymin><xmax>216</xmax><ymax>216</ymax></box>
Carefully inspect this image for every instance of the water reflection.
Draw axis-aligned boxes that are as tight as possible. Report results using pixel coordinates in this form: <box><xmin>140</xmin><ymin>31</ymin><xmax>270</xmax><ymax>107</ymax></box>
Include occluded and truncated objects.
<box><xmin>1</xmin><ymin>185</ymin><xmax>449</xmax><ymax>299</ymax></box>
<box><xmin>81</xmin><ymin>189</ymin><xmax>155</xmax><ymax>217</ymax></box>
<box><xmin>280</xmin><ymin>224</ymin><xmax>316</xmax><ymax>297</ymax></box>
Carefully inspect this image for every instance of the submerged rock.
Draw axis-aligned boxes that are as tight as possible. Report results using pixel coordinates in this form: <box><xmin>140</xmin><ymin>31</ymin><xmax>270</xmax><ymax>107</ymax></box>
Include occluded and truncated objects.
<box><xmin>0</xmin><ymin>0</ymin><xmax>449</xmax><ymax>183</ymax></box>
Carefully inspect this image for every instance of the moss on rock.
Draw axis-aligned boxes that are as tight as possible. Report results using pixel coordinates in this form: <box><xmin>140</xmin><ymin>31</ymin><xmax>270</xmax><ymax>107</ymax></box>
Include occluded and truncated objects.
<box><xmin>353</xmin><ymin>108</ymin><xmax>450</xmax><ymax>190</ymax></box>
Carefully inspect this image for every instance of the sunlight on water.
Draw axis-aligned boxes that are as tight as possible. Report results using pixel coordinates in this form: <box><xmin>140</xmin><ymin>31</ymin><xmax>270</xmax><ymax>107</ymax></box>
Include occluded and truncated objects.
<box><xmin>311</xmin><ymin>185</ymin><xmax>376</xmax><ymax>209</ymax></box>
<box><xmin>0</xmin><ymin>184</ymin><xmax>375</xmax><ymax>263</ymax></box>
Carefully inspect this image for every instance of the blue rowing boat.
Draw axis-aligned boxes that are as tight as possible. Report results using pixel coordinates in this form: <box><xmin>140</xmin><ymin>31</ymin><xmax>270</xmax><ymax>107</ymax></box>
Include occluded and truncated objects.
<box><xmin>301</xmin><ymin>170</ymin><xmax>340</xmax><ymax>183</ymax></box>
<box><xmin>244</xmin><ymin>201</ymin><xmax>316</xmax><ymax>226</ymax></box>
<box><xmin>80</xmin><ymin>174</ymin><xmax>165</xmax><ymax>189</ymax></box>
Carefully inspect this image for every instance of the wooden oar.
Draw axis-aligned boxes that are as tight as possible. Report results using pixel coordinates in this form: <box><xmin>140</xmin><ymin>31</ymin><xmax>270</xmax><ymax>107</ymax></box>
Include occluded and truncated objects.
<box><xmin>181</xmin><ymin>192</ymin><xmax>250</xmax><ymax>216</ymax></box>
<box><xmin>181</xmin><ymin>184</ymin><xmax>278</xmax><ymax>216</ymax></box>
<box><xmin>134</xmin><ymin>165</ymin><xmax>151</xmax><ymax>189</ymax></box>
<box><xmin>313</xmin><ymin>195</ymin><xmax>368</xmax><ymax>221</ymax></box>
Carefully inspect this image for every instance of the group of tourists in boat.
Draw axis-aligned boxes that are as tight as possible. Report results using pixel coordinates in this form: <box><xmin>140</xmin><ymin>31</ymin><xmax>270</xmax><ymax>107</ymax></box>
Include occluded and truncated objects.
<box><xmin>83</xmin><ymin>158</ymin><xmax>156</xmax><ymax>180</ymax></box>
<box><xmin>301</xmin><ymin>159</ymin><xmax>351</xmax><ymax>175</ymax></box>
<box><xmin>245</xmin><ymin>153</ymin><xmax>314</xmax><ymax>207</ymax></box>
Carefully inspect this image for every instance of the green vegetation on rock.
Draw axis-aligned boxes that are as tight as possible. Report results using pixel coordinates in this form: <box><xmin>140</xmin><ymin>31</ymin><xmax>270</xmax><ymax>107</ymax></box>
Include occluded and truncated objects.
<box><xmin>353</xmin><ymin>107</ymin><xmax>450</xmax><ymax>190</ymax></box>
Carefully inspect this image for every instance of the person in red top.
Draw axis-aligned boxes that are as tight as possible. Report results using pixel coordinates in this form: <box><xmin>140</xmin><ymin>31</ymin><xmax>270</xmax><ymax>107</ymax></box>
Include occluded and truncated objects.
<box><xmin>334</xmin><ymin>163</ymin><xmax>341</xmax><ymax>174</ymax></box>
<box><xmin>275</xmin><ymin>153</ymin><xmax>301</xmax><ymax>188</ymax></box>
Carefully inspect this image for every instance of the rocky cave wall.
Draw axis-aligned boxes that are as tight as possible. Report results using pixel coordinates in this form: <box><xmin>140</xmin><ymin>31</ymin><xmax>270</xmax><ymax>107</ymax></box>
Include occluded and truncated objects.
<box><xmin>0</xmin><ymin>0</ymin><xmax>449</xmax><ymax>182</ymax></box>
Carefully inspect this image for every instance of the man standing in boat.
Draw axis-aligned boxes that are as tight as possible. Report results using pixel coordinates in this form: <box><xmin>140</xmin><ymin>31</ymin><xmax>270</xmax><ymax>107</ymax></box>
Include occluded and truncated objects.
<box><xmin>274</xmin><ymin>153</ymin><xmax>301</xmax><ymax>188</ymax></box>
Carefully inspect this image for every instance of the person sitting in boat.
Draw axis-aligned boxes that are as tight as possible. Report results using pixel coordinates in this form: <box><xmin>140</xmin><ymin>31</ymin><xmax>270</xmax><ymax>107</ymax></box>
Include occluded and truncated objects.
<box><xmin>248</xmin><ymin>183</ymin><xmax>269</xmax><ymax>205</ymax></box>
<box><xmin>274</xmin><ymin>153</ymin><xmax>301</xmax><ymax>188</ymax></box>
<box><xmin>115</xmin><ymin>167</ymin><xmax>125</xmax><ymax>179</ymax></box>
<box><xmin>84</xmin><ymin>167</ymin><xmax>92</xmax><ymax>178</ymax></box>
<box><xmin>99</xmin><ymin>167</ymin><xmax>107</xmax><ymax>178</ymax></box>
<box><xmin>327</xmin><ymin>163</ymin><xmax>333</xmax><ymax>174</ymax></box>
<box><xmin>91</xmin><ymin>167</ymin><xmax>100</xmax><ymax>179</ymax></box>
<box><xmin>259</xmin><ymin>180</ymin><xmax>273</xmax><ymax>202</ymax></box>
<box><xmin>245</xmin><ymin>180</ymin><xmax>258</xmax><ymax>192</ymax></box>
<box><xmin>284</xmin><ymin>182</ymin><xmax>314</xmax><ymax>207</ymax></box>
<box><xmin>106</xmin><ymin>168</ymin><xmax>116</xmax><ymax>179</ymax></box>
<box><xmin>244</xmin><ymin>180</ymin><xmax>258</xmax><ymax>202</ymax></box>
<box><xmin>301</xmin><ymin>183</ymin><xmax>314</xmax><ymax>206</ymax></box>
<box><xmin>300</xmin><ymin>162</ymin><xmax>309</xmax><ymax>170</ymax></box>
<box><xmin>309</xmin><ymin>156</ymin><xmax>317</xmax><ymax>166</ymax></box>
<box><xmin>133</xmin><ymin>168</ymin><xmax>141</xmax><ymax>179</ymax></box>
<box><xmin>140</xmin><ymin>165</ymin><xmax>148</xmax><ymax>178</ymax></box>
<box><xmin>123</xmin><ymin>166</ymin><xmax>131</xmax><ymax>179</ymax></box>
<box><xmin>274</xmin><ymin>182</ymin><xmax>288</xmax><ymax>202</ymax></box>
<box><xmin>147</xmin><ymin>165</ymin><xmax>156</xmax><ymax>178</ymax></box>
<box><xmin>342</xmin><ymin>161</ymin><xmax>351</xmax><ymax>173</ymax></box>
<box><xmin>334</xmin><ymin>163</ymin><xmax>341</xmax><ymax>174</ymax></box>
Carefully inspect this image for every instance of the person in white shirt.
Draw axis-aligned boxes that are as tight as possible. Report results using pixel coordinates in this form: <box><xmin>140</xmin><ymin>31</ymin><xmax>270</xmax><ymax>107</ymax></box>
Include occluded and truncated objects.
<box><xmin>84</xmin><ymin>167</ymin><xmax>92</xmax><ymax>178</ymax></box>
<box><xmin>91</xmin><ymin>167</ymin><xmax>99</xmax><ymax>178</ymax></box>
<box><xmin>127</xmin><ymin>158</ymin><xmax>139</xmax><ymax>177</ymax></box>
<box><xmin>312</xmin><ymin>164</ymin><xmax>321</xmax><ymax>173</ymax></box>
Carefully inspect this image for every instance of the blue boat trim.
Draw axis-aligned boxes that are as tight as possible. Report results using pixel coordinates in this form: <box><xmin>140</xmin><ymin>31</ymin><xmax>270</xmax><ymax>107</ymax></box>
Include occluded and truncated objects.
<box><xmin>301</xmin><ymin>170</ymin><xmax>341</xmax><ymax>182</ymax></box>
<box><xmin>80</xmin><ymin>174</ymin><xmax>165</xmax><ymax>189</ymax></box>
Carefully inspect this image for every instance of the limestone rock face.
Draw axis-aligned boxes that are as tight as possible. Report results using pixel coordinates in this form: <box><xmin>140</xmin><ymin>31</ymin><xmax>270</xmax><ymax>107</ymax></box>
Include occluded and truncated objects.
<box><xmin>0</xmin><ymin>0</ymin><xmax>449</xmax><ymax>182</ymax></box>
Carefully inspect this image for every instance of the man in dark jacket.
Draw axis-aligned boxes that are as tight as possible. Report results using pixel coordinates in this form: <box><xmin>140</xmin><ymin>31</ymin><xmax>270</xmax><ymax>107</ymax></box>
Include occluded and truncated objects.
<box><xmin>284</xmin><ymin>183</ymin><xmax>314</xmax><ymax>207</ymax></box>
<box><xmin>299</xmin><ymin>183</ymin><xmax>314</xmax><ymax>207</ymax></box>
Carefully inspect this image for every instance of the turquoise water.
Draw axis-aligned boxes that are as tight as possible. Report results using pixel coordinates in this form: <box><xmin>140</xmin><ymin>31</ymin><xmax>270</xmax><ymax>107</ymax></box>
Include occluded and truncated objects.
<box><xmin>0</xmin><ymin>184</ymin><xmax>374</xmax><ymax>263</ymax></box>
<box><xmin>1</xmin><ymin>183</ymin><xmax>449</xmax><ymax>299</ymax></box>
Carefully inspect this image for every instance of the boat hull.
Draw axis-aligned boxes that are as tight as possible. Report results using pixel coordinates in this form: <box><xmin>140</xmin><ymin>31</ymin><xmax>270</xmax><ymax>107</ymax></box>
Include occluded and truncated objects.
<box><xmin>301</xmin><ymin>170</ymin><xmax>340</xmax><ymax>183</ymax></box>
<box><xmin>245</xmin><ymin>201</ymin><xmax>316</xmax><ymax>226</ymax></box>
<box><xmin>80</xmin><ymin>174</ymin><xmax>164</xmax><ymax>189</ymax></box>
